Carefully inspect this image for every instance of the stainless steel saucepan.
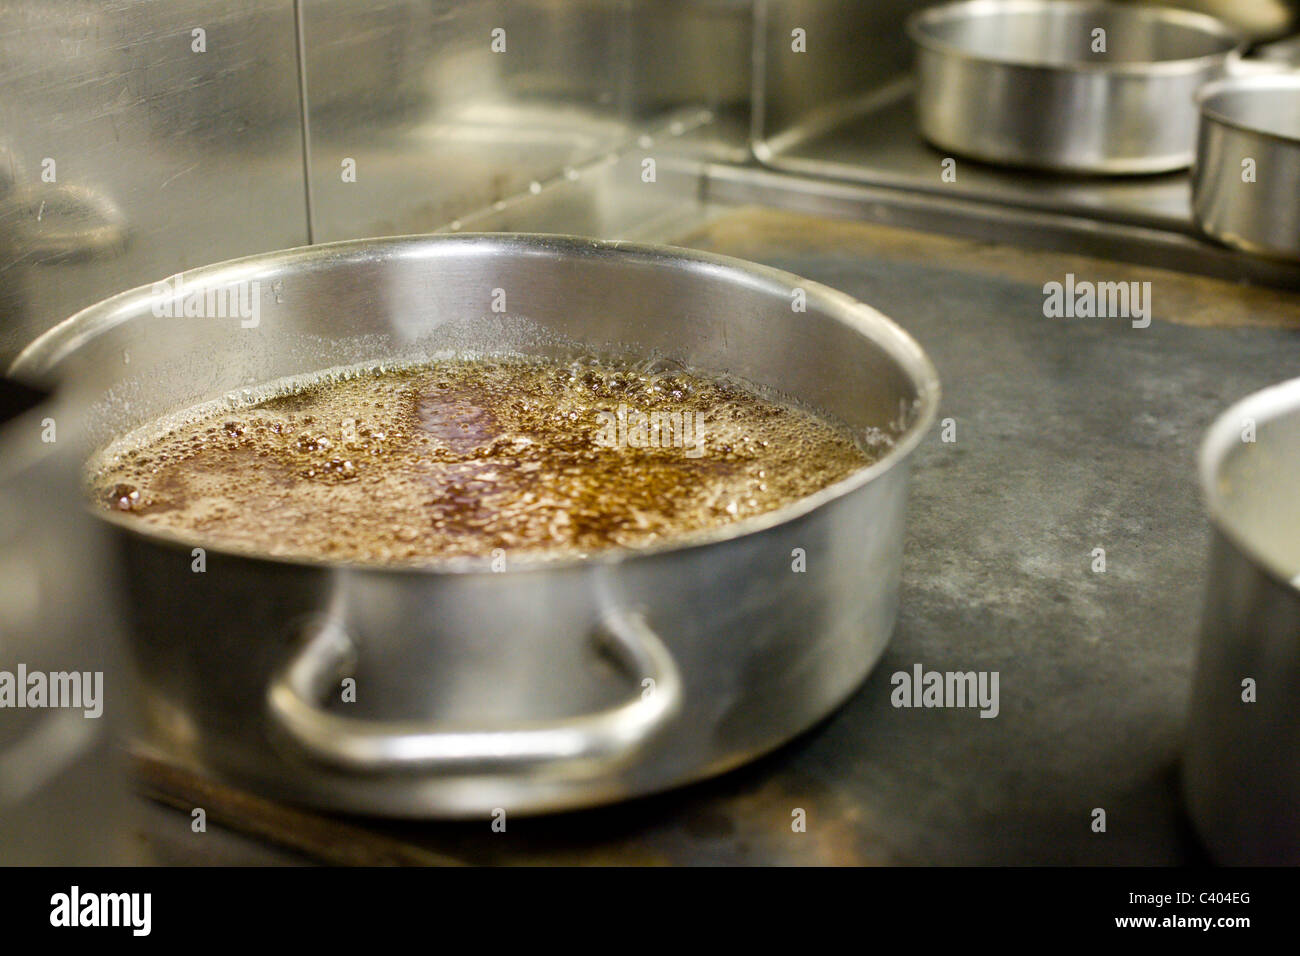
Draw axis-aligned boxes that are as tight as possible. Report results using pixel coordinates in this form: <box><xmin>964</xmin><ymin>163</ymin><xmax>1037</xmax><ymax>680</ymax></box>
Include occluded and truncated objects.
<box><xmin>907</xmin><ymin>0</ymin><xmax>1244</xmax><ymax>173</ymax></box>
<box><xmin>10</xmin><ymin>234</ymin><xmax>940</xmax><ymax>818</ymax></box>
<box><xmin>1186</xmin><ymin>378</ymin><xmax>1300</xmax><ymax>864</ymax></box>
<box><xmin>1192</xmin><ymin>69</ymin><xmax>1300</xmax><ymax>260</ymax></box>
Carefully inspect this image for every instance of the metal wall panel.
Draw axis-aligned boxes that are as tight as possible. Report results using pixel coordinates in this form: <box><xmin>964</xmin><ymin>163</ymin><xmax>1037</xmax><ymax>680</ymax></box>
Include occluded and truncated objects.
<box><xmin>300</xmin><ymin>0</ymin><xmax>752</xmax><ymax>243</ymax></box>
<box><xmin>754</xmin><ymin>0</ymin><xmax>935</xmax><ymax>153</ymax></box>
<box><xmin>0</xmin><ymin>0</ymin><xmax>756</xmax><ymax>357</ymax></box>
<box><xmin>300</xmin><ymin>0</ymin><xmax>634</xmax><ymax>243</ymax></box>
<box><xmin>0</xmin><ymin>0</ymin><xmax>308</xmax><ymax>362</ymax></box>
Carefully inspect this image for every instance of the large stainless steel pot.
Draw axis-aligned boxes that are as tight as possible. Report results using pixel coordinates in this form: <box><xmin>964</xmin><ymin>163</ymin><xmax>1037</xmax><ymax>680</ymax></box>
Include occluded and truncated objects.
<box><xmin>1185</xmin><ymin>378</ymin><xmax>1300</xmax><ymax>864</ymax></box>
<box><xmin>10</xmin><ymin>234</ymin><xmax>940</xmax><ymax>818</ymax></box>
<box><xmin>907</xmin><ymin>0</ymin><xmax>1244</xmax><ymax>174</ymax></box>
<box><xmin>1192</xmin><ymin>71</ymin><xmax>1300</xmax><ymax>261</ymax></box>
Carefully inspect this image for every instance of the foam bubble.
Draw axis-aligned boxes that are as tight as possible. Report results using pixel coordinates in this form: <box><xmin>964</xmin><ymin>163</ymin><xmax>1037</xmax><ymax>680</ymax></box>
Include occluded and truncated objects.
<box><xmin>88</xmin><ymin>355</ymin><xmax>878</xmax><ymax>565</ymax></box>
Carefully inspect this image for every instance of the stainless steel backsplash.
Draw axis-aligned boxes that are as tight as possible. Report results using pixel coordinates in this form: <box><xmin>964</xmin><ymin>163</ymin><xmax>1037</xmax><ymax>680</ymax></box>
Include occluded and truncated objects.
<box><xmin>754</xmin><ymin>0</ymin><xmax>935</xmax><ymax>151</ymax></box>
<box><xmin>0</xmin><ymin>0</ymin><xmax>759</xmax><ymax>360</ymax></box>
<box><xmin>0</xmin><ymin>0</ymin><xmax>307</xmax><ymax>362</ymax></box>
<box><xmin>3</xmin><ymin>0</ymin><xmax>1280</xmax><ymax>362</ymax></box>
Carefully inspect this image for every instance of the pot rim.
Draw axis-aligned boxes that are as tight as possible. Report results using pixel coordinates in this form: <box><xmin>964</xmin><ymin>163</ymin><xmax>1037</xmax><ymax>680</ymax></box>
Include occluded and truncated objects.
<box><xmin>1199</xmin><ymin>375</ymin><xmax>1300</xmax><ymax>593</ymax></box>
<box><xmin>906</xmin><ymin>0</ymin><xmax>1244</xmax><ymax>78</ymax></box>
<box><xmin>9</xmin><ymin>232</ymin><xmax>942</xmax><ymax>577</ymax></box>
<box><xmin>1196</xmin><ymin>72</ymin><xmax>1300</xmax><ymax>146</ymax></box>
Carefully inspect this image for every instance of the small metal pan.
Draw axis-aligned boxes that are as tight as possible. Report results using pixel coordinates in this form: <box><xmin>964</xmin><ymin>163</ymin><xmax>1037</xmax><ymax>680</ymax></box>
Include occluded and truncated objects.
<box><xmin>907</xmin><ymin>0</ymin><xmax>1244</xmax><ymax>174</ymax></box>
<box><xmin>1192</xmin><ymin>67</ymin><xmax>1300</xmax><ymax>260</ymax></box>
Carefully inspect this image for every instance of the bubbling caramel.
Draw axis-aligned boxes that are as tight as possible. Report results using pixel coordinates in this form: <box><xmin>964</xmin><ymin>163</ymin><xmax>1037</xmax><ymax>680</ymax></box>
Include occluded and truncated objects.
<box><xmin>88</xmin><ymin>356</ymin><xmax>877</xmax><ymax>564</ymax></box>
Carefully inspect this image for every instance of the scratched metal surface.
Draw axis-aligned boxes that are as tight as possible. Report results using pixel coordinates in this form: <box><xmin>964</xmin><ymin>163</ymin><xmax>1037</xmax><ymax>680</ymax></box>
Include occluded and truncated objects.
<box><xmin>0</xmin><ymin>0</ymin><xmax>308</xmax><ymax>364</ymax></box>
<box><xmin>134</xmin><ymin>207</ymin><xmax>1300</xmax><ymax>865</ymax></box>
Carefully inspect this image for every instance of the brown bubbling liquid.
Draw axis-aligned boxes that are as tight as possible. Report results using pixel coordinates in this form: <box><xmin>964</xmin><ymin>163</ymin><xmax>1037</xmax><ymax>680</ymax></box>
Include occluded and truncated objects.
<box><xmin>88</xmin><ymin>356</ymin><xmax>877</xmax><ymax>564</ymax></box>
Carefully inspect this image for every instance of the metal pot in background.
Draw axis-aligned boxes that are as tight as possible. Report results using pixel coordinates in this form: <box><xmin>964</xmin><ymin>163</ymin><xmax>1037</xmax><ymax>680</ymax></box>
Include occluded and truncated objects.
<box><xmin>12</xmin><ymin>234</ymin><xmax>940</xmax><ymax>819</ymax></box>
<box><xmin>907</xmin><ymin>0</ymin><xmax>1244</xmax><ymax>174</ymax></box>
<box><xmin>1185</xmin><ymin>378</ymin><xmax>1300</xmax><ymax>864</ymax></box>
<box><xmin>1192</xmin><ymin>69</ymin><xmax>1300</xmax><ymax>260</ymax></box>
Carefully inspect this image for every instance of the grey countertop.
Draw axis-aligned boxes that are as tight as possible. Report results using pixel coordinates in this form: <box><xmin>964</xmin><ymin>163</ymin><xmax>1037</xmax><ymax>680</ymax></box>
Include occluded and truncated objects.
<box><xmin>136</xmin><ymin>206</ymin><xmax>1300</xmax><ymax>865</ymax></box>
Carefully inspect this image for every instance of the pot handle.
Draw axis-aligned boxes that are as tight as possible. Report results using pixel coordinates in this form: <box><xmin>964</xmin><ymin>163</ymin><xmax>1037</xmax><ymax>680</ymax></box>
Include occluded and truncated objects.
<box><xmin>265</xmin><ymin>611</ymin><xmax>683</xmax><ymax>776</ymax></box>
